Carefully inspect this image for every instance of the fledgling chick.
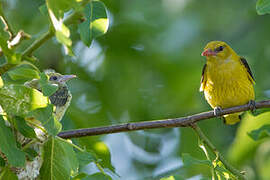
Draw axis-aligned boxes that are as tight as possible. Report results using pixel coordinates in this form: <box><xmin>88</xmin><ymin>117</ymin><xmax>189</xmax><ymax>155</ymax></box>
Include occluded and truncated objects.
<box><xmin>200</xmin><ymin>41</ymin><xmax>255</xmax><ymax>125</ymax></box>
<box><xmin>25</xmin><ymin>69</ymin><xmax>76</xmax><ymax>121</ymax></box>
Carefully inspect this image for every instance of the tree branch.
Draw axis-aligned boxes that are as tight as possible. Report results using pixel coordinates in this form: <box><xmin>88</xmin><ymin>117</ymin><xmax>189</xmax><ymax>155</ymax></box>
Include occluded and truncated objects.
<box><xmin>58</xmin><ymin>99</ymin><xmax>270</xmax><ymax>139</ymax></box>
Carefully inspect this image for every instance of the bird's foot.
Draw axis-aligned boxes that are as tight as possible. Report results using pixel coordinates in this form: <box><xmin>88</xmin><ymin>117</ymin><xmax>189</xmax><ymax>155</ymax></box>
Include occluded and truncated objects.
<box><xmin>248</xmin><ymin>100</ymin><xmax>256</xmax><ymax>114</ymax></box>
<box><xmin>214</xmin><ymin>106</ymin><xmax>223</xmax><ymax>117</ymax></box>
<box><xmin>214</xmin><ymin>106</ymin><xmax>225</xmax><ymax>122</ymax></box>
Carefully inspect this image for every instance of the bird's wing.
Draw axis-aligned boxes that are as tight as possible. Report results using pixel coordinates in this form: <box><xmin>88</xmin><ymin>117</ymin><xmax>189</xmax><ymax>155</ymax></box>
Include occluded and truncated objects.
<box><xmin>49</xmin><ymin>86</ymin><xmax>69</xmax><ymax>106</ymax></box>
<box><xmin>240</xmin><ymin>57</ymin><xmax>255</xmax><ymax>84</ymax></box>
<box><xmin>200</xmin><ymin>64</ymin><xmax>207</xmax><ymax>92</ymax></box>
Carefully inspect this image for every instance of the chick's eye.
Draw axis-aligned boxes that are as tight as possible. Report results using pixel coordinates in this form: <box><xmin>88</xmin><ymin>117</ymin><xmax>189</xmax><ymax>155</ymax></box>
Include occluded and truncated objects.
<box><xmin>216</xmin><ymin>46</ymin><xmax>224</xmax><ymax>52</ymax></box>
<box><xmin>50</xmin><ymin>76</ymin><xmax>58</xmax><ymax>81</ymax></box>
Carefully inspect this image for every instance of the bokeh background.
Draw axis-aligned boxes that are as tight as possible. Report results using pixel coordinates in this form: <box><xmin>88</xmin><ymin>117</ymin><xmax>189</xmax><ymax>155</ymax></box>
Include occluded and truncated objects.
<box><xmin>5</xmin><ymin>0</ymin><xmax>270</xmax><ymax>179</ymax></box>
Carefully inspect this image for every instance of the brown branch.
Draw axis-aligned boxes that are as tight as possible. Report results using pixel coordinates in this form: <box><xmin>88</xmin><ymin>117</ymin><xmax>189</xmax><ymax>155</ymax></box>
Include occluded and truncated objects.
<box><xmin>58</xmin><ymin>99</ymin><xmax>270</xmax><ymax>139</ymax></box>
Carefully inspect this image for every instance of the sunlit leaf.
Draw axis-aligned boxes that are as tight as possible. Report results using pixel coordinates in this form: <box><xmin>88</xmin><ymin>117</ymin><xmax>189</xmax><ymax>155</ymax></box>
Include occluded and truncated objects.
<box><xmin>160</xmin><ymin>176</ymin><xmax>175</xmax><ymax>180</ymax></box>
<box><xmin>0</xmin><ymin>76</ymin><xmax>3</xmax><ymax>88</ymax></box>
<box><xmin>46</xmin><ymin>0</ymin><xmax>77</xmax><ymax>56</ymax></box>
<box><xmin>0</xmin><ymin>84</ymin><xmax>49</xmax><ymax>116</ymax></box>
<box><xmin>40</xmin><ymin>136</ymin><xmax>79</xmax><ymax>180</ymax></box>
<box><xmin>248</xmin><ymin>124</ymin><xmax>270</xmax><ymax>141</ymax></box>
<box><xmin>27</xmin><ymin>104</ymin><xmax>62</xmax><ymax>136</ymax></box>
<box><xmin>256</xmin><ymin>0</ymin><xmax>270</xmax><ymax>15</ymax></box>
<box><xmin>0</xmin><ymin>116</ymin><xmax>25</xmax><ymax>167</ymax></box>
<box><xmin>79</xmin><ymin>1</ymin><xmax>109</xmax><ymax>47</ymax></box>
<box><xmin>13</xmin><ymin>116</ymin><xmax>36</xmax><ymax>138</ymax></box>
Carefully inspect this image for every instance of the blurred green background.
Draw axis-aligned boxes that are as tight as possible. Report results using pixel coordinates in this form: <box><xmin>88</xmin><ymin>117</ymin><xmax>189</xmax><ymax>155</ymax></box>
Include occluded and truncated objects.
<box><xmin>4</xmin><ymin>0</ymin><xmax>270</xmax><ymax>179</ymax></box>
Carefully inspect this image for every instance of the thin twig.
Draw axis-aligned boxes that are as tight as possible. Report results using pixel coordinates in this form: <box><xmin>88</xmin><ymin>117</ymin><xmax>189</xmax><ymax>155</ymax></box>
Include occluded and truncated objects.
<box><xmin>21</xmin><ymin>29</ymin><xmax>54</xmax><ymax>57</ymax></box>
<box><xmin>191</xmin><ymin>123</ymin><xmax>245</xmax><ymax>180</ymax></box>
<box><xmin>0</xmin><ymin>9</ymin><xmax>14</xmax><ymax>39</ymax></box>
<box><xmin>58</xmin><ymin>99</ymin><xmax>270</xmax><ymax>139</ymax></box>
<box><xmin>7</xmin><ymin>30</ymin><xmax>31</xmax><ymax>49</ymax></box>
<box><xmin>22</xmin><ymin>11</ymin><xmax>83</xmax><ymax>57</ymax></box>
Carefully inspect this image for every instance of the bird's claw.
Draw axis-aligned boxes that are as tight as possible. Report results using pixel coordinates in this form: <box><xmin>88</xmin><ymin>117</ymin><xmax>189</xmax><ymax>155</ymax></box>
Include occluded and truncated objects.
<box><xmin>214</xmin><ymin>107</ymin><xmax>223</xmax><ymax>117</ymax></box>
<box><xmin>248</xmin><ymin>100</ymin><xmax>256</xmax><ymax>113</ymax></box>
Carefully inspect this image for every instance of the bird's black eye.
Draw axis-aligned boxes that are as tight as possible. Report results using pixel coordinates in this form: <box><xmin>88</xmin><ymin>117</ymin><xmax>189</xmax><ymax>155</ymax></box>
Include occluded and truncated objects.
<box><xmin>49</xmin><ymin>76</ymin><xmax>58</xmax><ymax>81</ymax></box>
<box><xmin>215</xmin><ymin>46</ymin><xmax>224</xmax><ymax>52</ymax></box>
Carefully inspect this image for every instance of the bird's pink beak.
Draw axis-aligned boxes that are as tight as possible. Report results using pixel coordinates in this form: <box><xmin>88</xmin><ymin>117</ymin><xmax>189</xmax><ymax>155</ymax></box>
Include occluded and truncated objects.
<box><xmin>201</xmin><ymin>49</ymin><xmax>217</xmax><ymax>57</ymax></box>
<box><xmin>59</xmin><ymin>75</ymin><xmax>77</xmax><ymax>83</ymax></box>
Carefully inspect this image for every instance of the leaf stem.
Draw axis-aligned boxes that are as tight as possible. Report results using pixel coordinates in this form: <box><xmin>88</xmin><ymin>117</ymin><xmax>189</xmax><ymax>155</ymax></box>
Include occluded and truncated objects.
<box><xmin>56</xmin><ymin>136</ymin><xmax>84</xmax><ymax>152</ymax></box>
<box><xmin>191</xmin><ymin>123</ymin><xmax>246</xmax><ymax>180</ymax></box>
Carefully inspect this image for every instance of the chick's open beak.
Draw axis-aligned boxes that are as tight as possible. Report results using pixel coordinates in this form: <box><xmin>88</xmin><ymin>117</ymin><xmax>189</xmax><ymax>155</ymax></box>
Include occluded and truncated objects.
<box><xmin>59</xmin><ymin>75</ymin><xmax>77</xmax><ymax>83</ymax></box>
<box><xmin>201</xmin><ymin>49</ymin><xmax>217</xmax><ymax>57</ymax></box>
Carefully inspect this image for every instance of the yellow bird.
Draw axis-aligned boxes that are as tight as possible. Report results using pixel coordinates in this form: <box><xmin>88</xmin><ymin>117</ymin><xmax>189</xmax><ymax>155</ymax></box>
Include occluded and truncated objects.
<box><xmin>200</xmin><ymin>41</ymin><xmax>255</xmax><ymax>125</ymax></box>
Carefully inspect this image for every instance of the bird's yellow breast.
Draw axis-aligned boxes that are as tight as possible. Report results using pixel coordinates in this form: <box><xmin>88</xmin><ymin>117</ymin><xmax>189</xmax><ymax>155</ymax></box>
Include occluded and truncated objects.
<box><xmin>203</xmin><ymin>58</ymin><xmax>254</xmax><ymax>109</ymax></box>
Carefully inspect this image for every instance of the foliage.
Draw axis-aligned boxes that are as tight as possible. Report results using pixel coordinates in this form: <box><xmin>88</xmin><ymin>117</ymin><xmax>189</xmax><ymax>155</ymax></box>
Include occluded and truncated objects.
<box><xmin>0</xmin><ymin>0</ymin><xmax>112</xmax><ymax>178</ymax></box>
<box><xmin>0</xmin><ymin>0</ymin><xmax>270</xmax><ymax>179</ymax></box>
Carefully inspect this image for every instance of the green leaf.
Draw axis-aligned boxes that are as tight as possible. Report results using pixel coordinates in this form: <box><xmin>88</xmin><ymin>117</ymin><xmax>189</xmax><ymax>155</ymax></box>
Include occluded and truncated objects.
<box><xmin>248</xmin><ymin>124</ymin><xmax>270</xmax><ymax>141</ymax></box>
<box><xmin>7</xmin><ymin>64</ymin><xmax>40</xmax><ymax>81</ymax></box>
<box><xmin>72</xmin><ymin>173</ymin><xmax>88</xmax><ymax>180</ymax></box>
<box><xmin>40</xmin><ymin>136</ymin><xmax>79</xmax><ymax>180</ymax></box>
<box><xmin>27</xmin><ymin>104</ymin><xmax>62</xmax><ymax>136</ymax></box>
<box><xmin>0</xmin><ymin>116</ymin><xmax>26</xmax><ymax>167</ymax></box>
<box><xmin>40</xmin><ymin>72</ymin><xmax>58</xmax><ymax>97</ymax></box>
<box><xmin>227</xmin><ymin>113</ymin><xmax>270</xmax><ymax>165</ymax></box>
<box><xmin>84</xmin><ymin>173</ymin><xmax>111</xmax><ymax>180</ymax></box>
<box><xmin>39</xmin><ymin>4</ymin><xmax>49</xmax><ymax>17</ymax></box>
<box><xmin>79</xmin><ymin>1</ymin><xmax>109</xmax><ymax>47</ymax></box>
<box><xmin>13</xmin><ymin>116</ymin><xmax>36</xmax><ymax>138</ymax></box>
<box><xmin>46</xmin><ymin>0</ymin><xmax>77</xmax><ymax>19</ymax></box>
<box><xmin>0</xmin><ymin>84</ymin><xmax>49</xmax><ymax>116</ymax></box>
<box><xmin>182</xmin><ymin>153</ymin><xmax>212</xmax><ymax>167</ymax></box>
<box><xmin>0</xmin><ymin>167</ymin><xmax>18</xmax><ymax>180</ymax></box>
<box><xmin>76</xmin><ymin>150</ymin><xmax>96</xmax><ymax>168</ymax></box>
<box><xmin>46</xmin><ymin>0</ymin><xmax>77</xmax><ymax>56</ymax></box>
<box><xmin>256</xmin><ymin>0</ymin><xmax>270</xmax><ymax>15</ymax></box>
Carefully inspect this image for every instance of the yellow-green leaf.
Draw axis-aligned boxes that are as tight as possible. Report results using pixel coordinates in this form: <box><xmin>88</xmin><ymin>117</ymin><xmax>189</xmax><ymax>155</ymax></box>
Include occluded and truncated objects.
<box><xmin>0</xmin><ymin>84</ymin><xmax>49</xmax><ymax>116</ymax></box>
<box><xmin>79</xmin><ymin>1</ymin><xmax>109</xmax><ymax>47</ymax></box>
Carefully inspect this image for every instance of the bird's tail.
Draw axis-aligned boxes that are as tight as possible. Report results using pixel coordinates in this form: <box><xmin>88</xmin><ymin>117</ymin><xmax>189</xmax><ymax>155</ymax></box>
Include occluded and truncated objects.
<box><xmin>224</xmin><ymin>113</ymin><xmax>241</xmax><ymax>125</ymax></box>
